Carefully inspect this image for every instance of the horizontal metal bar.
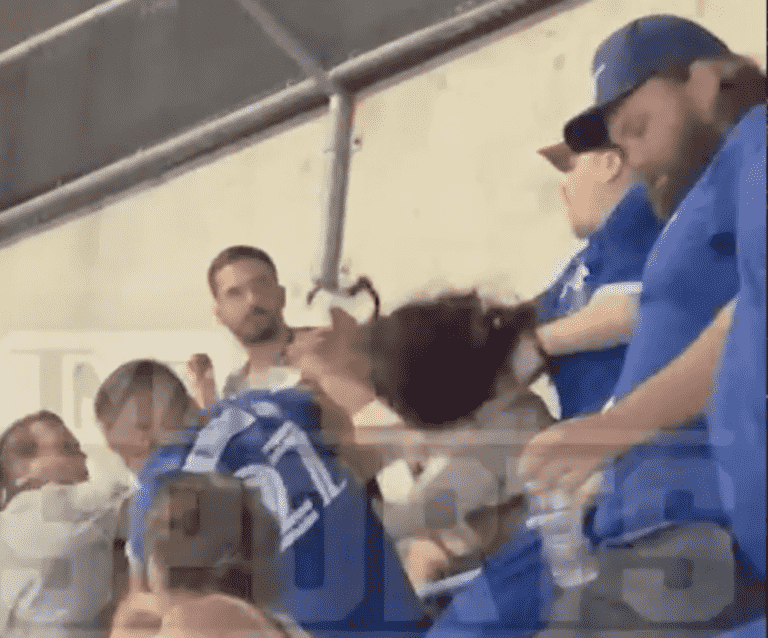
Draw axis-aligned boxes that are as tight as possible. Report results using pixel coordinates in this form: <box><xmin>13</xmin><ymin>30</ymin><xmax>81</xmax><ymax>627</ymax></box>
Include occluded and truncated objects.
<box><xmin>0</xmin><ymin>0</ymin><xmax>582</xmax><ymax>246</ymax></box>
<box><xmin>0</xmin><ymin>0</ymin><xmax>137</xmax><ymax>70</ymax></box>
<box><xmin>0</xmin><ymin>77</ymin><xmax>327</xmax><ymax>245</ymax></box>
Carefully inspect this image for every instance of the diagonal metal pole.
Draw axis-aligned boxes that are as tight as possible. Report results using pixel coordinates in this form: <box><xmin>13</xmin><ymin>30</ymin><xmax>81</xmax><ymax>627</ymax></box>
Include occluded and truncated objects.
<box><xmin>0</xmin><ymin>0</ymin><xmax>137</xmax><ymax>69</ymax></box>
<box><xmin>0</xmin><ymin>0</ymin><xmax>588</xmax><ymax>248</ymax></box>
<box><xmin>233</xmin><ymin>0</ymin><xmax>341</xmax><ymax>96</ymax></box>
<box><xmin>234</xmin><ymin>0</ymin><xmax>354</xmax><ymax>295</ymax></box>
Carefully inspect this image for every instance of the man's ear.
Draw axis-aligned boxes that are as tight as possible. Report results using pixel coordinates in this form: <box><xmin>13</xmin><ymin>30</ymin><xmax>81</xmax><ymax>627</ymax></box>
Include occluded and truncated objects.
<box><xmin>604</xmin><ymin>148</ymin><xmax>624</xmax><ymax>183</ymax></box>
<box><xmin>687</xmin><ymin>60</ymin><xmax>727</xmax><ymax>122</ymax></box>
<box><xmin>278</xmin><ymin>285</ymin><xmax>287</xmax><ymax>310</ymax></box>
<box><xmin>593</xmin><ymin>148</ymin><xmax>623</xmax><ymax>184</ymax></box>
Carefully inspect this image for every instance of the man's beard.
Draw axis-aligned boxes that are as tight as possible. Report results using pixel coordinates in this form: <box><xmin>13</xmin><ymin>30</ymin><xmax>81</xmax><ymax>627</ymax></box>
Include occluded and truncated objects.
<box><xmin>238</xmin><ymin>312</ymin><xmax>281</xmax><ymax>345</ymax></box>
<box><xmin>643</xmin><ymin>116</ymin><xmax>723</xmax><ymax>220</ymax></box>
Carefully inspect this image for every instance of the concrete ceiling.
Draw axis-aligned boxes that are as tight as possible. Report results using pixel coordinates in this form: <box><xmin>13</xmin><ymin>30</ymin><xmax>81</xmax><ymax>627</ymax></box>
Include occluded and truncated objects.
<box><xmin>0</xmin><ymin>0</ymin><xmax>576</xmax><ymax>232</ymax></box>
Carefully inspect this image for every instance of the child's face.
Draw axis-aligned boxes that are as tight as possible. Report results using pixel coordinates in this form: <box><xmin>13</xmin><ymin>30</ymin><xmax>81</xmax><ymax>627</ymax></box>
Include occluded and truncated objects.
<box><xmin>101</xmin><ymin>377</ymin><xmax>193</xmax><ymax>475</ymax></box>
<box><xmin>1</xmin><ymin>419</ymin><xmax>88</xmax><ymax>492</ymax></box>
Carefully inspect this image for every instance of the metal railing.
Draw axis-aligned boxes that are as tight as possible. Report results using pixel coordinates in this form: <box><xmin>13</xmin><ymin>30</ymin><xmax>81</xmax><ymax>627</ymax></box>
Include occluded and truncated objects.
<box><xmin>0</xmin><ymin>0</ymin><xmax>586</xmax><ymax>289</ymax></box>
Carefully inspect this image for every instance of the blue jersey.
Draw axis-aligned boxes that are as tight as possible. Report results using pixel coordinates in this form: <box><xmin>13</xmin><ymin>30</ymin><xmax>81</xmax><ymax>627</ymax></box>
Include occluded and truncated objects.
<box><xmin>425</xmin><ymin>528</ymin><xmax>553</xmax><ymax>638</ymax></box>
<box><xmin>717</xmin><ymin>617</ymin><xmax>767</xmax><ymax>638</ymax></box>
<box><xmin>539</xmin><ymin>185</ymin><xmax>663</xmax><ymax>418</ymax></box>
<box><xmin>708</xmin><ymin>105</ymin><xmax>766</xmax><ymax>581</ymax></box>
<box><xmin>592</xmin><ymin>107</ymin><xmax>764</xmax><ymax>545</ymax></box>
<box><xmin>128</xmin><ymin>387</ymin><xmax>431</xmax><ymax>637</ymax></box>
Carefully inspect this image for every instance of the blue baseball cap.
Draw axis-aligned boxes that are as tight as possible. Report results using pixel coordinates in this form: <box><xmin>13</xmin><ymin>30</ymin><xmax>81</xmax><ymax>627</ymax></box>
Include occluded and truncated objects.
<box><xmin>564</xmin><ymin>15</ymin><xmax>729</xmax><ymax>152</ymax></box>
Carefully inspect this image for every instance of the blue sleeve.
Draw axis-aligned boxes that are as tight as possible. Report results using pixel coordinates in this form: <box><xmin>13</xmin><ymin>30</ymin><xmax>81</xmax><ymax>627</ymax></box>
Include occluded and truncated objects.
<box><xmin>708</xmin><ymin>124</ymin><xmax>767</xmax><ymax>581</ymax></box>
<box><xmin>539</xmin><ymin>255</ymin><xmax>586</xmax><ymax>322</ymax></box>
<box><xmin>426</xmin><ymin>528</ymin><xmax>553</xmax><ymax>638</ymax></box>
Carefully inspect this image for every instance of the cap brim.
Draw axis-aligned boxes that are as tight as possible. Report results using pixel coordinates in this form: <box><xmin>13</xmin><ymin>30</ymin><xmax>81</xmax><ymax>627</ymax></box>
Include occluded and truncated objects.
<box><xmin>537</xmin><ymin>142</ymin><xmax>574</xmax><ymax>173</ymax></box>
<box><xmin>564</xmin><ymin>105</ymin><xmax>611</xmax><ymax>153</ymax></box>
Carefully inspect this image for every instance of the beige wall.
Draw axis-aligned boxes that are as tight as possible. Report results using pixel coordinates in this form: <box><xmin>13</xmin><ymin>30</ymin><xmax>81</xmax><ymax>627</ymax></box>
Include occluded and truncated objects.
<box><xmin>1</xmin><ymin>0</ymin><xmax>765</xmax><ymax>457</ymax></box>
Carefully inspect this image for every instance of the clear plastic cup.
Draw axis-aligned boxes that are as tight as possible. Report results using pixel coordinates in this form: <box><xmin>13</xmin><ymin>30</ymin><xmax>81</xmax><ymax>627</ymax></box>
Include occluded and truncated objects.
<box><xmin>525</xmin><ymin>483</ymin><xmax>598</xmax><ymax>588</ymax></box>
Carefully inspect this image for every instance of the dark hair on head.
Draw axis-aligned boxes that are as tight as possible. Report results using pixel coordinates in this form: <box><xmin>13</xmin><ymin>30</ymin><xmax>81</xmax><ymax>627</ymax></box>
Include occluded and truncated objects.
<box><xmin>208</xmin><ymin>246</ymin><xmax>278</xmax><ymax>298</ymax></box>
<box><xmin>0</xmin><ymin>410</ymin><xmax>67</xmax><ymax>506</ymax></box>
<box><xmin>368</xmin><ymin>292</ymin><xmax>543</xmax><ymax>428</ymax></box>
<box><xmin>654</xmin><ymin>60</ymin><xmax>695</xmax><ymax>84</ymax></box>
<box><xmin>146</xmin><ymin>471</ymin><xmax>282</xmax><ymax>605</ymax></box>
<box><xmin>95</xmin><ymin>359</ymin><xmax>192</xmax><ymax>429</ymax></box>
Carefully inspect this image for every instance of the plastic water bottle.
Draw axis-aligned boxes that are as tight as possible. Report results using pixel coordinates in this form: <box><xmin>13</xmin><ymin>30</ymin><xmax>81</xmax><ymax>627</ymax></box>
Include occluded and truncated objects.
<box><xmin>525</xmin><ymin>484</ymin><xmax>598</xmax><ymax>588</ymax></box>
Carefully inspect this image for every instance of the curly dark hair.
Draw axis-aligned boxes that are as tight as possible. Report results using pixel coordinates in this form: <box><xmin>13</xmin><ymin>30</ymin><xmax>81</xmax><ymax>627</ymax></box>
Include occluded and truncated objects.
<box><xmin>0</xmin><ymin>410</ymin><xmax>67</xmax><ymax>507</ymax></box>
<box><xmin>368</xmin><ymin>292</ymin><xmax>544</xmax><ymax>428</ymax></box>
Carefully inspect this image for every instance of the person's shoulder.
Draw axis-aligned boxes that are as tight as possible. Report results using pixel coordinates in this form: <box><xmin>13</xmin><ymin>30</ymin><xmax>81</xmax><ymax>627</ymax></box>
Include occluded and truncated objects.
<box><xmin>732</xmin><ymin>103</ymin><xmax>766</xmax><ymax>147</ymax></box>
<box><xmin>599</xmin><ymin>186</ymin><xmax>661</xmax><ymax>244</ymax></box>
<box><xmin>222</xmin><ymin>363</ymin><xmax>248</xmax><ymax>397</ymax></box>
<box><xmin>714</xmin><ymin>104</ymin><xmax>767</xmax><ymax>175</ymax></box>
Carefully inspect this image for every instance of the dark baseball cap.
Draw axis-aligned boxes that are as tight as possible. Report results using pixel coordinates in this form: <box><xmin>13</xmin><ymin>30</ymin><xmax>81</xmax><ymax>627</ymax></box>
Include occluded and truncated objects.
<box><xmin>564</xmin><ymin>14</ymin><xmax>729</xmax><ymax>153</ymax></box>
<box><xmin>537</xmin><ymin>142</ymin><xmax>574</xmax><ymax>172</ymax></box>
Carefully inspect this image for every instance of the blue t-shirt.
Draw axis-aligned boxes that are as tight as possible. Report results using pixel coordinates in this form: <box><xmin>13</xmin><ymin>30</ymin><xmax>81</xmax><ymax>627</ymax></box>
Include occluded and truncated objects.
<box><xmin>425</xmin><ymin>528</ymin><xmax>553</xmax><ymax>638</ymax></box>
<box><xmin>128</xmin><ymin>387</ymin><xmax>431</xmax><ymax>638</ymax></box>
<box><xmin>539</xmin><ymin>185</ymin><xmax>663</xmax><ymax>419</ymax></box>
<box><xmin>592</xmin><ymin>107</ymin><xmax>765</xmax><ymax>545</ymax></box>
<box><xmin>717</xmin><ymin>616</ymin><xmax>767</xmax><ymax>638</ymax></box>
<box><xmin>708</xmin><ymin>105</ymin><xmax>766</xmax><ymax>581</ymax></box>
<box><xmin>430</xmin><ymin>108</ymin><xmax>765</xmax><ymax>638</ymax></box>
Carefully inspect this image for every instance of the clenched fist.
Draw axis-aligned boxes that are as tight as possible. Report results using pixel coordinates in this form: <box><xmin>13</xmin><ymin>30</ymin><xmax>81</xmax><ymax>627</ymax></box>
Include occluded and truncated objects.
<box><xmin>286</xmin><ymin>309</ymin><xmax>376</xmax><ymax>418</ymax></box>
<box><xmin>186</xmin><ymin>353</ymin><xmax>216</xmax><ymax>410</ymax></box>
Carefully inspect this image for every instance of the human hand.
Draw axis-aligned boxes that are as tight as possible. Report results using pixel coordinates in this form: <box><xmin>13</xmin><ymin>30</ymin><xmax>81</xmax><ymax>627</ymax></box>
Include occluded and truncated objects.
<box><xmin>518</xmin><ymin>412</ymin><xmax>644</xmax><ymax>505</ymax></box>
<box><xmin>186</xmin><ymin>354</ymin><xmax>215</xmax><ymax>409</ymax></box>
<box><xmin>401</xmin><ymin>536</ymin><xmax>451</xmax><ymax>589</ymax></box>
<box><xmin>288</xmin><ymin>308</ymin><xmax>376</xmax><ymax>416</ymax></box>
<box><xmin>289</xmin><ymin>308</ymin><xmax>371</xmax><ymax>382</ymax></box>
<box><xmin>511</xmin><ymin>331</ymin><xmax>548</xmax><ymax>386</ymax></box>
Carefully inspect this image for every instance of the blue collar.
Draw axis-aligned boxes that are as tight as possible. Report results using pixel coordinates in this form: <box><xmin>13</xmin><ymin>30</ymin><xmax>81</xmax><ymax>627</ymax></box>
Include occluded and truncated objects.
<box><xmin>583</xmin><ymin>184</ymin><xmax>660</xmax><ymax>271</ymax></box>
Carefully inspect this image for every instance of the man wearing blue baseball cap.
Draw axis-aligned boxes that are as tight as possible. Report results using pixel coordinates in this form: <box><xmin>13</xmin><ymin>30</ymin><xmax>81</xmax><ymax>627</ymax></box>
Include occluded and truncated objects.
<box><xmin>520</xmin><ymin>13</ymin><xmax>765</xmax><ymax>636</ymax></box>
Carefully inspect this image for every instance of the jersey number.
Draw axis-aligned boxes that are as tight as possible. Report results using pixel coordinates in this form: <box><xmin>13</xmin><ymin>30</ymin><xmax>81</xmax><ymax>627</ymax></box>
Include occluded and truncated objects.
<box><xmin>235</xmin><ymin>420</ymin><xmax>347</xmax><ymax>552</ymax></box>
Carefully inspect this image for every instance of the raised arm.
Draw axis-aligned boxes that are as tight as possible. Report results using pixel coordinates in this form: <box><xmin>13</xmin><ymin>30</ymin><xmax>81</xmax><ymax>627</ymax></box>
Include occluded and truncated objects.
<box><xmin>519</xmin><ymin>300</ymin><xmax>736</xmax><ymax>497</ymax></box>
<box><xmin>536</xmin><ymin>289</ymin><xmax>640</xmax><ymax>356</ymax></box>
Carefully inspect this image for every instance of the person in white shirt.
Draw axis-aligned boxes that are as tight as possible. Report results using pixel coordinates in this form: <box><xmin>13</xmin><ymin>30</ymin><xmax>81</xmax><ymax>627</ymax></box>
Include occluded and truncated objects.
<box><xmin>0</xmin><ymin>410</ymin><xmax>131</xmax><ymax>638</ymax></box>
<box><xmin>186</xmin><ymin>246</ymin><xmax>318</xmax><ymax>408</ymax></box>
